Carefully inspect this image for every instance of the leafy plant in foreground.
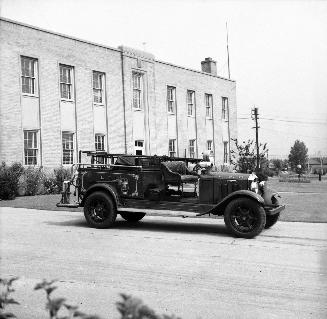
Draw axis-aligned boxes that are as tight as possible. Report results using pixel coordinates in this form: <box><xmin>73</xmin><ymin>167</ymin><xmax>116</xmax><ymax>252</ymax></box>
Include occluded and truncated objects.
<box><xmin>0</xmin><ymin>277</ymin><xmax>19</xmax><ymax>319</ymax></box>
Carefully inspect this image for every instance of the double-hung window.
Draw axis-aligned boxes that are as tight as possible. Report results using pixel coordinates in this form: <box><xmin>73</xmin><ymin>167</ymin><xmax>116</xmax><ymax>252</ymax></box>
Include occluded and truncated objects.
<box><xmin>205</xmin><ymin>93</ymin><xmax>213</xmax><ymax>118</ymax></box>
<box><xmin>21</xmin><ymin>56</ymin><xmax>38</xmax><ymax>95</ymax></box>
<box><xmin>24</xmin><ymin>130</ymin><xmax>38</xmax><ymax>165</ymax></box>
<box><xmin>60</xmin><ymin>64</ymin><xmax>73</xmax><ymax>100</ymax></box>
<box><xmin>189</xmin><ymin>139</ymin><xmax>195</xmax><ymax>158</ymax></box>
<box><xmin>62</xmin><ymin>132</ymin><xmax>74</xmax><ymax>164</ymax></box>
<box><xmin>187</xmin><ymin>90</ymin><xmax>195</xmax><ymax>116</ymax></box>
<box><xmin>132</xmin><ymin>72</ymin><xmax>143</xmax><ymax>109</ymax></box>
<box><xmin>222</xmin><ymin>97</ymin><xmax>228</xmax><ymax>120</ymax></box>
<box><xmin>169</xmin><ymin>139</ymin><xmax>176</xmax><ymax>157</ymax></box>
<box><xmin>223</xmin><ymin>141</ymin><xmax>229</xmax><ymax>164</ymax></box>
<box><xmin>95</xmin><ymin>134</ymin><xmax>105</xmax><ymax>151</ymax></box>
<box><xmin>207</xmin><ymin>140</ymin><xmax>213</xmax><ymax>153</ymax></box>
<box><xmin>93</xmin><ymin>71</ymin><xmax>105</xmax><ymax>104</ymax></box>
<box><xmin>167</xmin><ymin>86</ymin><xmax>176</xmax><ymax>113</ymax></box>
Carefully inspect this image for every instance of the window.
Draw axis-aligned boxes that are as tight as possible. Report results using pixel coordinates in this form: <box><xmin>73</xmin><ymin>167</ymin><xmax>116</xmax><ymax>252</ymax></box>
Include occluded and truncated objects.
<box><xmin>207</xmin><ymin>140</ymin><xmax>213</xmax><ymax>153</ymax></box>
<box><xmin>95</xmin><ymin>134</ymin><xmax>105</xmax><ymax>151</ymax></box>
<box><xmin>189</xmin><ymin>139</ymin><xmax>195</xmax><ymax>158</ymax></box>
<box><xmin>169</xmin><ymin>139</ymin><xmax>176</xmax><ymax>157</ymax></box>
<box><xmin>205</xmin><ymin>94</ymin><xmax>213</xmax><ymax>118</ymax></box>
<box><xmin>223</xmin><ymin>142</ymin><xmax>228</xmax><ymax>164</ymax></box>
<box><xmin>167</xmin><ymin>86</ymin><xmax>176</xmax><ymax>113</ymax></box>
<box><xmin>62</xmin><ymin>132</ymin><xmax>74</xmax><ymax>164</ymax></box>
<box><xmin>132</xmin><ymin>72</ymin><xmax>143</xmax><ymax>109</ymax></box>
<box><xmin>222</xmin><ymin>97</ymin><xmax>229</xmax><ymax>120</ymax></box>
<box><xmin>24</xmin><ymin>130</ymin><xmax>38</xmax><ymax>165</ymax></box>
<box><xmin>93</xmin><ymin>71</ymin><xmax>105</xmax><ymax>104</ymax></box>
<box><xmin>187</xmin><ymin>90</ymin><xmax>195</xmax><ymax>116</ymax></box>
<box><xmin>60</xmin><ymin>64</ymin><xmax>73</xmax><ymax>100</ymax></box>
<box><xmin>21</xmin><ymin>56</ymin><xmax>37</xmax><ymax>95</ymax></box>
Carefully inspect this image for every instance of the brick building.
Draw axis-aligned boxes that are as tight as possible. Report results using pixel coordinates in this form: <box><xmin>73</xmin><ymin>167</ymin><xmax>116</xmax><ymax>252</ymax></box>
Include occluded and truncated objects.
<box><xmin>0</xmin><ymin>18</ymin><xmax>237</xmax><ymax>168</ymax></box>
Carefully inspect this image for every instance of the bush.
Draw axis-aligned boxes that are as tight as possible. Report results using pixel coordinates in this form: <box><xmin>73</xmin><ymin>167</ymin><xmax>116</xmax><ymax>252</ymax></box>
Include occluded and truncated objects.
<box><xmin>1</xmin><ymin>277</ymin><xmax>181</xmax><ymax>319</ymax></box>
<box><xmin>24</xmin><ymin>167</ymin><xmax>44</xmax><ymax>196</ymax></box>
<box><xmin>0</xmin><ymin>162</ymin><xmax>24</xmax><ymax>200</ymax></box>
<box><xmin>54</xmin><ymin>166</ymin><xmax>72</xmax><ymax>193</ymax></box>
<box><xmin>43</xmin><ymin>174</ymin><xmax>60</xmax><ymax>194</ymax></box>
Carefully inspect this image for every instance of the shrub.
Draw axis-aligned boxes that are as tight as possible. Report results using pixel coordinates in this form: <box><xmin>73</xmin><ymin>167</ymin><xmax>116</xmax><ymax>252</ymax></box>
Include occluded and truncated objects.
<box><xmin>0</xmin><ymin>277</ymin><xmax>182</xmax><ymax>319</ymax></box>
<box><xmin>24</xmin><ymin>167</ymin><xmax>44</xmax><ymax>196</ymax></box>
<box><xmin>43</xmin><ymin>173</ymin><xmax>60</xmax><ymax>194</ymax></box>
<box><xmin>54</xmin><ymin>166</ymin><xmax>72</xmax><ymax>193</ymax></box>
<box><xmin>0</xmin><ymin>162</ymin><xmax>24</xmax><ymax>200</ymax></box>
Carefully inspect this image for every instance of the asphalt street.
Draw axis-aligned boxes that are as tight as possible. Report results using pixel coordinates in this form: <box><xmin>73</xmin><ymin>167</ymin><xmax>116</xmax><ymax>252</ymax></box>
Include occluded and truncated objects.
<box><xmin>0</xmin><ymin>207</ymin><xmax>327</xmax><ymax>319</ymax></box>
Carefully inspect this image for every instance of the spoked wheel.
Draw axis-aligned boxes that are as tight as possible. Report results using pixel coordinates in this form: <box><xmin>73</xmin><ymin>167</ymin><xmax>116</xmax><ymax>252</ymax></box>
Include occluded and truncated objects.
<box><xmin>84</xmin><ymin>191</ymin><xmax>117</xmax><ymax>228</ymax></box>
<box><xmin>120</xmin><ymin>212</ymin><xmax>146</xmax><ymax>222</ymax></box>
<box><xmin>224</xmin><ymin>198</ymin><xmax>266</xmax><ymax>238</ymax></box>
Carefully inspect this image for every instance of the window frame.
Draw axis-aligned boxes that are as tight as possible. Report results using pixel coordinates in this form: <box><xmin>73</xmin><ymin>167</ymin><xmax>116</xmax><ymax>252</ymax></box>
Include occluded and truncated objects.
<box><xmin>222</xmin><ymin>97</ymin><xmax>229</xmax><ymax>120</ymax></box>
<box><xmin>207</xmin><ymin>140</ymin><xmax>213</xmax><ymax>153</ymax></box>
<box><xmin>132</xmin><ymin>72</ymin><xmax>143</xmax><ymax>110</ymax></box>
<box><xmin>223</xmin><ymin>141</ymin><xmax>229</xmax><ymax>164</ymax></box>
<box><xmin>93</xmin><ymin>71</ymin><xmax>105</xmax><ymax>105</ymax></box>
<box><xmin>95</xmin><ymin>134</ymin><xmax>105</xmax><ymax>151</ymax></box>
<box><xmin>23</xmin><ymin>130</ymin><xmax>38</xmax><ymax>165</ymax></box>
<box><xmin>21</xmin><ymin>56</ymin><xmax>38</xmax><ymax>96</ymax></box>
<box><xmin>59</xmin><ymin>64</ymin><xmax>74</xmax><ymax>101</ymax></box>
<box><xmin>167</xmin><ymin>86</ymin><xmax>176</xmax><ymax>114</ymax></box>
<box><xmin>62</xmin><ymin>132</ymin><xmax>74</xmax><ymax>165</ymax></box>
<box><xmin>189</xmin><ymin>139</ymin><xmax>196</xmax><ymax>158</ymax></box>
<box><xmin>205</xmin><ymin>93</ymin><xmax>213</xmax><ymax>119</ymax></box>
<box><xmin>168</xmin><ymin>139</ymin><xmax>176</xmax><ymax>157</ymax></box>
<box><xmin>187</xmin><ymin>90</ymin><xmax>195</xmax><ymax>117</ymax></box>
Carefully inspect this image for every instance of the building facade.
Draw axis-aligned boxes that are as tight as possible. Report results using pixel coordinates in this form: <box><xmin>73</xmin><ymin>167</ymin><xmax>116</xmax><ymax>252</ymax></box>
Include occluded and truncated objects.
<box><xmin>0</xmin><ymin>18</ymin><xmax>237</xmax><ymax>168</ymax></box>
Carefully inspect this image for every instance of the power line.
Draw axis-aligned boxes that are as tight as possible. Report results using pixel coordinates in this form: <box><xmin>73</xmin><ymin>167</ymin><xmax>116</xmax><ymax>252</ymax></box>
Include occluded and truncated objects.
<box><xmin>237</xmin><ymin>116</ymin><xmax>327</xmax><ymax>124</ymax></box>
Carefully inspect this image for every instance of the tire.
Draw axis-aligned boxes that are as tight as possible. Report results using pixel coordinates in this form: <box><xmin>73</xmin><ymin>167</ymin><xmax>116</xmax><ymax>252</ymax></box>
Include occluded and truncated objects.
<box><xmin>224</xmin><ymin>198</ymin><xmax>266</xmax><ymax>239</ymax></box>
<box><xmin>264</xmin><ymin>213</ymin><xmax>280</xmax><ymax>229</ymax></box>
<box><xmin>120</xmin><ymin>212</ymin><xmax>146</xmax><ymax>222</ymax></box>
<box><xmin>84</xmin><ymin>191</ymin><xmax>117</xmax><ymax>228</ymax></box>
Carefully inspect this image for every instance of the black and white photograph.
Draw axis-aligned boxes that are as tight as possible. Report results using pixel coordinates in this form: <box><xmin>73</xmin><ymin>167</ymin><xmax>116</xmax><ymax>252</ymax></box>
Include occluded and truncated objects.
<box><xmin>0</xmin><ymin>0</ymin><xmax>326</xmax><ymax>318</ymax></box>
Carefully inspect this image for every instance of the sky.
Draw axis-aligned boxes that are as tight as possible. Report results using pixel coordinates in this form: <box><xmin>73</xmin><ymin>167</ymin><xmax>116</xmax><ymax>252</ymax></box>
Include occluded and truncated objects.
<box><xmin>1</xmin><ymin>0</ymin><xmax>327</xmax><ymax>158</ymax></box>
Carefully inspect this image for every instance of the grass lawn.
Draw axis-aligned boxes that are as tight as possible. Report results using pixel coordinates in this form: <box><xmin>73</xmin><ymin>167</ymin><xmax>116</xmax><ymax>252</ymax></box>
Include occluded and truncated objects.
<box><xmin>1</xmin><ymin>178</ymin><xmax>326</xmax><ymax>223</ymax></box>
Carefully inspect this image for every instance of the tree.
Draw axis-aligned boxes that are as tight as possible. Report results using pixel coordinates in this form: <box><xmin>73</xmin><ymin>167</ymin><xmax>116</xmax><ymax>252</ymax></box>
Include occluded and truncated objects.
<box><xmin>288</xmin><ymin>140</ymin><xmax>308</xmax><ymax>173</ymax></box>
<box><xmin>230</xmin><ymin>139</ymin><xmax>268</xmax><ymax>174</ymax></box>
<box><xmin>271</xmin><ymin>159</ymin><xmax>289</xmax><ymax>173</ymax></box>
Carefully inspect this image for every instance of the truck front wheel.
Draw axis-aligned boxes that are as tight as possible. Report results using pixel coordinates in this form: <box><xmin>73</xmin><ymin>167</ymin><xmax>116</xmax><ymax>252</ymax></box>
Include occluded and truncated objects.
<box><xmin>224</xmin><ymin>198</ymin><xmax>266</xmax><ymax>238</ymax></box>
<box><xmin>84</xmin><ymin>191</ymin><xmax>117</xmax><ymax>228</ymax></box>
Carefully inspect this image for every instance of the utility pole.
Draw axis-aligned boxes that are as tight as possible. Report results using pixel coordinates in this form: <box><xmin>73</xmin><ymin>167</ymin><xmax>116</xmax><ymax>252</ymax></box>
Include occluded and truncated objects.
<box><xmin>251</xmin><ymin>107</ymin><xmax>260</xmax><ymax>171</ymax></box>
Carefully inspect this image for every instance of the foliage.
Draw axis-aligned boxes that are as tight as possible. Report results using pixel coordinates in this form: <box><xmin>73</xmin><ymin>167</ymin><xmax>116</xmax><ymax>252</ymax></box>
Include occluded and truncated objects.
<box><xmin>0</xmin><ymin>277</ymin><xmax>19</xmax><ymax>319</ymax></box>
<box><xmin>288</xmin><ymin>140</ymin><xmax>308</xmax><ymax>173</ymax></box>
<box><xmin>271</xmin><ymin>159</ymin><xmax>289</xmax><ymax>174</ymax></box>
<box><xmin>24</xmin><ymin>167</ymin><xmax>44</xmax><ymax>196</ymax></box>
<box><xmin>116</xmin><ymin>294</ymin><xmax>181</xmax><ymax>319</ymax></box>
<box><xmin>0</xmin><ymin>162</ymin><xmax>24</xmax><ymax>200</ymax></box>
<box><xmin>34</xmin><ymin>279</ymin><xmax>101</xmax><ymax>319</ymax></box>
<box><xmin>230</xmin><ymin>139</ymin><xmax>268</xmax><ymax>174</ymax></box>
<box><xmin>43</xmin><ymin>174</ymin><xmax>60</xmax><ymax>194</ymax></box>
<box><xmin>0</xmin><ymin>277</ymin><xmax>182</xmax><ymax>319</ymax></box>
<box><xmin>54</xmin><ymin>167</ymin><xmax>72</xmax><ymax>193</ymax></box>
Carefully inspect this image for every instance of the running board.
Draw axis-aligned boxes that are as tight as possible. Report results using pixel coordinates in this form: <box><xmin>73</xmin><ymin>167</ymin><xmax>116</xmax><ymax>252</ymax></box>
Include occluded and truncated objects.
<box><xmin>117</xmin><ymin>207</ymin><xmax>205</xmax><ymax>218</ymax></box>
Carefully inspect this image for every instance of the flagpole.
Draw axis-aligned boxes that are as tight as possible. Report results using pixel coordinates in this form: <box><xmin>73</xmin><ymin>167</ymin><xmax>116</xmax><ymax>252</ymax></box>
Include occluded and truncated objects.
<box><xmin>226</xmin><ymin>22</ymin><xmax>231</xmax><ymax>79</ymax></box>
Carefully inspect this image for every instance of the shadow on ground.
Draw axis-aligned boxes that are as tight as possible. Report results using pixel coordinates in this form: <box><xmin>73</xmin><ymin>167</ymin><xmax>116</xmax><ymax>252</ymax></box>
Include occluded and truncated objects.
<box><xmin>46</xmin><ymin>216</ymin><xmax>230</xmax><ymax>237</ymax></box>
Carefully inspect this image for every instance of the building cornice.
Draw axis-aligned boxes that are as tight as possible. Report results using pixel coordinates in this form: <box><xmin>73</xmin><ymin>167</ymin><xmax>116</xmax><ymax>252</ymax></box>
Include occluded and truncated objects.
<box><xmin>0</xmin><ymin>17</ymin><xmax>235</xmax><ymax>82</ymax></box>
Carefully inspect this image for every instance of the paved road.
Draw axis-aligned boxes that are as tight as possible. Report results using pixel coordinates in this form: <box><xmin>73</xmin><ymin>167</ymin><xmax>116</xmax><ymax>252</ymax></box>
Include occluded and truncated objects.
<box><xmin>0</xmin><ymin>207</ymin><xmax>327</xmax><ymax>319</ymax></box>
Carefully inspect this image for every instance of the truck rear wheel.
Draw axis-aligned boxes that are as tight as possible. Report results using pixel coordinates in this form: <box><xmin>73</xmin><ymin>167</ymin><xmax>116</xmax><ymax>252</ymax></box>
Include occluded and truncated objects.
<box><xmin>84</xmin><ymin>191</ymin><xmax>117</xmax><ymax>228</ymax></box>
<box><xmin>224</xmin><ymin>198</ymin><xmax>266</xmax><ymax>238</ymax></box>
<box><xmin>120</xmin><ymin>212</ymin><xmax>146</xmax><ymax>222</ymax></box>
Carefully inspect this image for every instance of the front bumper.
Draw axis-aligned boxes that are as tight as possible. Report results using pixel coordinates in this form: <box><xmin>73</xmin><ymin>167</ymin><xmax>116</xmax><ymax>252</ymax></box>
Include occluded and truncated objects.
<box><xmin>264</xmin><ymin>204</ymin><xmax>285</xmax><ymax>216</ymax></box>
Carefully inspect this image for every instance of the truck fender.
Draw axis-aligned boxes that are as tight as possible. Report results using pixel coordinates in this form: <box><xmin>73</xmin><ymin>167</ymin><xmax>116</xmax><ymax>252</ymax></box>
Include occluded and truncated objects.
<box><xmin>208</xmin><ymin>190</ymin><xmax>265</xmax><ymax>216</ymax></box>
<box><xmin>81</xmin><ymin>183</ymin><xmax>120</xmax><ymax>208</ymax></box>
